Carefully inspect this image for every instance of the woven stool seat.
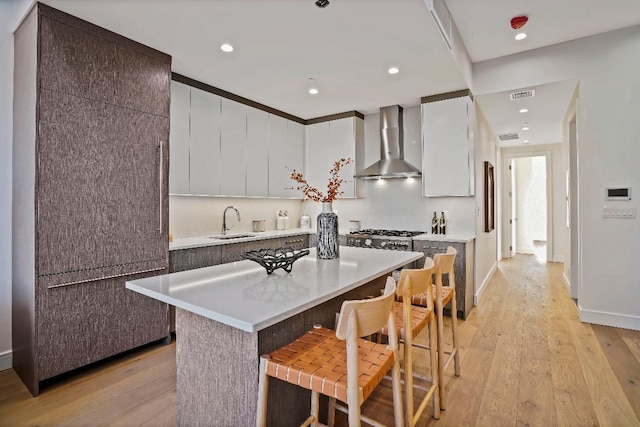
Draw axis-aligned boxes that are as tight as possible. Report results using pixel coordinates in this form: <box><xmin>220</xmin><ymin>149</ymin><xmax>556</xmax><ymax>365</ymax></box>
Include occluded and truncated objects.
<box><xmin>380</xmin><ymin>301</ymin><xmax>433</xmax><ymax>340</ymax></box>
<box><xmin>264</xmin><ymin>326</ymin><xmax>393</xmax><ymax>404</ymax></box>
<box><xmin>411</xmin><ymin>284</ymin><xmax>454</xmax><ymax>308</ymax></box>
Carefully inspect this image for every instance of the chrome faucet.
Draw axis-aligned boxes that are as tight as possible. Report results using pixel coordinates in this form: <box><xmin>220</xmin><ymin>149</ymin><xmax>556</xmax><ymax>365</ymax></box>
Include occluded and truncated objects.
<box><xmin>222</xmin><ymin>206</ymin><xmax>241</xmax><ymax>235</ymax></box>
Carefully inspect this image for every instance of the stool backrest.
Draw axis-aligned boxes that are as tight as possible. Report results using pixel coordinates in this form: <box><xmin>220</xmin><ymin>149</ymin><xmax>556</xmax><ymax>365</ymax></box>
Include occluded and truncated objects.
<box><xmin>397</xmin><ymin>258</ymin><xmax>435</xmax><ymax>297</ymax></box>
<box><xmin>433</xmin><ymin>246</ymin><xmax>456</xmax><ymax>286</ymax></box>
<box><xmin>336</xmin><ymin>278</ymin><xmax>396</xmax><ymax>340</ymax></box>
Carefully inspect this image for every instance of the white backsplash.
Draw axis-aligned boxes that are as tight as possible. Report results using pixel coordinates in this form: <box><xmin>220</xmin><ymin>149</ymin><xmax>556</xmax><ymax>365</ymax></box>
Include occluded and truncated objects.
<box><xmin>169</xmin><ymin>196</ymin><xmax>303</xmax><ymax>238</ymax></box>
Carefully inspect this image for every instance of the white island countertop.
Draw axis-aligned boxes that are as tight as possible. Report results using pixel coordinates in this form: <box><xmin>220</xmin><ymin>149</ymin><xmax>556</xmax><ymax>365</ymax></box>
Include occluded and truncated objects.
<box><xmin>126</xmin><ymin>246</ymin><xmax>421</xmax><ymax>333</ymax></box>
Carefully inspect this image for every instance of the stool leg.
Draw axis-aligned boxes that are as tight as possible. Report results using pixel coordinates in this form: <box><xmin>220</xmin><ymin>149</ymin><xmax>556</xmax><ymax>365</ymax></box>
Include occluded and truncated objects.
<box><xmin>310</xmin><ymin>391</ymin><xmax>320</xmax><ymax>427</ymax></box>
<box><xmin>403</xmin><ymin>333</ymin><xmax>414</xmax><ymax>426</ymax></box>
<box><xmin>391</xmin><ymin>351</ymin><xmax>404</xmax><ymax>427</ymax></box>
<box><xmin>436</xmin><ymin>299</ymin><xmax>446</xmax><ymax>410</ymax></box>
<box><xmin>256</xmin><ymin>355</ymin><xmax>269</xmax><ymax>427</ymax></box>
<box><xmin>428</xmin><ymin>322</ymin><xmax>441</xmax><ymax>420</ymax></box>
<box><xmin>451</xmin><ymin>293</ymin><xmax>460</xmax><ymax>377</ymax></box>
<box><xmin>327</xmin><ymin>398</ymin><xmax>336</xmax><ymax>427</ymax></box>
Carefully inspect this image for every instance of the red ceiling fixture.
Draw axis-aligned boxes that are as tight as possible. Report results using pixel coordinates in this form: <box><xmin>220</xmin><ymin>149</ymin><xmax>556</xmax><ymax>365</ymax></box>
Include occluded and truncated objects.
<box><xmin>510</xmin><ymin>16</ymin><xmax>529</xmax><ymax>30</ymax></box>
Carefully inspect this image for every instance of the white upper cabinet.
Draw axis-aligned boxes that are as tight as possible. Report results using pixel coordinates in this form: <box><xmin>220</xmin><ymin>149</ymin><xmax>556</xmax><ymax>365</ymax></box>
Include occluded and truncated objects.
<box><xmin>189</xmin><ymin>87</ymin><xmax>221</xmax><ymax>195</ymax></box>
<box><xmin>168</xmin><ymin>81</ymin><xmax>305</xmax><ymax>198</ymax></box>
<box><xmin>169</xmin><ymin>81</ymin><xmax>190</xmax><ymax>194</ymax></box>
<box><xmin>220</xmin><ymin>98</ymin><xmax>247</xmax><ymax>195</ymax></box>
<box><xmin>422</xmin><ymin>95</ymin><xmax>475</xmax><ymax>197</ymax></box>
<box><xmin>246</xmin><ymin>106</ymin><xmax>270</xmax><ymax>197</ymax></box>
<box><xmin>305</xmin><ymin>116</ymin><xmax>363</xmax><ymax>199</ymax></box>
<box><xmin>268</xmin><ymin>115</ymin><xmax>304</xmax><ymax>198</ymax></box>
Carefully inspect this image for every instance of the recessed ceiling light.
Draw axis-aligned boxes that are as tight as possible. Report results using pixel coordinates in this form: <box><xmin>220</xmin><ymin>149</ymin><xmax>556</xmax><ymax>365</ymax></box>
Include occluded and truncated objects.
<box><xmin>388</xmin><ymin>67</ymin><xmax>399</xmax><ymax>75</ymax></box>
<box><xmin>519</xmin><ymin>108</ymin><xmax>529</xmax><ymax>113</ymax></box>
<box><xmin>523</xmin><ymin>139</ymin><xmax>530</xmax><ymax>143</ymax></box>
<box><xmin>220</xmin><ymin>43</ymin><xmax>234</xmax><ymax>53</ymax></box>
<box><xmin>515</xmin><ymin>33</ymin><xmax>527</xmax><ymax>41</ymax></box>
<box><xmin>522</xmin><ymin>126</ymin><xmax>530</xmax><ymax>130</ymax></box>
<box><xmin>308</xmin><ymin>88</ymin><xmax>319</xmax><ymax>95</ymax></box>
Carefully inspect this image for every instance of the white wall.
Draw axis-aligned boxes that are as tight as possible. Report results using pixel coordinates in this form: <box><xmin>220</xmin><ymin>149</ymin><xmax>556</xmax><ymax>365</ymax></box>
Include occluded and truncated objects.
<box><xmin>473</xmin><ymin>104</ymin><xmax>498</xmax><ymax>304</ymax></box>
<box><xmin>476</xmin><ymin>25</ymin><xmax>640</xmax><ymax>330</ymax></box>
<box><xmin>0</xmin><ymin>0</ymin><xmax>33</xmax><ymax>371</ymax></box>
<box><xmin>169</xmin><ymin>196</ymin><xmax>304</xmax><ymax>238</ymax></box>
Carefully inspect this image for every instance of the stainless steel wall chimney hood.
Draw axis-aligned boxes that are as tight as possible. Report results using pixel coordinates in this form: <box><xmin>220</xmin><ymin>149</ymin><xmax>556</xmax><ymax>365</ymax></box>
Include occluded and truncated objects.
<box><xmin>354</xmin><ymin>105</ymin><xmax>421</xmax><ymax>179</ymax></box>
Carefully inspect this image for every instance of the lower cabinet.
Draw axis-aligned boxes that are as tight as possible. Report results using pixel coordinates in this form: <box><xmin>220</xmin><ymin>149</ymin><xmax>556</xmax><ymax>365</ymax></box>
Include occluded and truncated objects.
<box><xmin>169</xmin><ymin>234</ymin><xmax>311</xmax><ymax>272</ymax></box>
<box><xmin>412</xmin><ymin>239</ymin><xmax>475</xmax><ymax>319</ymax></box>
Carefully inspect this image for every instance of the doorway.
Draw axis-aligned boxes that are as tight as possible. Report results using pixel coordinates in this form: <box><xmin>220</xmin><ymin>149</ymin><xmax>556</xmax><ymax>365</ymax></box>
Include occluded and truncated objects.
<box><xmin>504</xmin><ymin>151</ymin><xmax>553</xmax><ymax>263</ymax></box>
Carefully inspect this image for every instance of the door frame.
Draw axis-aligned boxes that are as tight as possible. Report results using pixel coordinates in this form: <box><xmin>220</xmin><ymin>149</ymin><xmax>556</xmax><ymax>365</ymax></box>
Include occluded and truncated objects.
<box><xmin>501</xmin><ymin>150</ymin><xmax>553</xmax><ymax>261</ymax></box>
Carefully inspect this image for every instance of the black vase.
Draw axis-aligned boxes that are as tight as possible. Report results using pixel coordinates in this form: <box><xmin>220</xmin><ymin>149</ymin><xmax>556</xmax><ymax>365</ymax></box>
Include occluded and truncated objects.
<box><xmin>316</xmin><ymin>202</ymin><xmax>339</xmax><ymax>260</ymax></box>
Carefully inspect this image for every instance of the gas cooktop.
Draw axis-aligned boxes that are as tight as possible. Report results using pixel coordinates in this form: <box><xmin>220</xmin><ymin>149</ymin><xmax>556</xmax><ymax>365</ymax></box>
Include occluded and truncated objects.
<box><xmin>348</xmin><ymin>229</ymin><xmax>424</xmax><ymax>238</ymax></box>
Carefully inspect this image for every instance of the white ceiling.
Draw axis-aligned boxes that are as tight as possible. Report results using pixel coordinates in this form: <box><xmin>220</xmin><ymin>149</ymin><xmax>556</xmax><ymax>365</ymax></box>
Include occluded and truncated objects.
<box><xmin>475</xmin><ymin>80</ymin><xmax>578</xmax><ymax>147</ymax></box>
<box><xmin>39</xmin><ymin>0</ymin><xmax>640</xmax><ymax>146</ymax></box>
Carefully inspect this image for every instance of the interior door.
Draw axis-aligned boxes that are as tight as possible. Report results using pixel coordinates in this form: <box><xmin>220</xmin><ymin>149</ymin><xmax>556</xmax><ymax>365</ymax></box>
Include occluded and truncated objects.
<box><xmin>510</xmin><ymin>159</ymin><xmax>517</xmax><ymax>257</ymax></box>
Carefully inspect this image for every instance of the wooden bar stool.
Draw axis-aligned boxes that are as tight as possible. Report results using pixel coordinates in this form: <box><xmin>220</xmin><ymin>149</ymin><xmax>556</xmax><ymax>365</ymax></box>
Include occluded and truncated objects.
<box><xmin>379</xmin><ymin>260</ymin><xmax>441</xmax><ymax>426</ymax></box>
<box><xmin>256</xmin><ymin>280</ymin><xmax>404</xmax><ymax>427</ymax></box>
<box><xmin>411</xmin><ymin>246</ymin><xmax>460</xmax><ymax>410</ymax></box>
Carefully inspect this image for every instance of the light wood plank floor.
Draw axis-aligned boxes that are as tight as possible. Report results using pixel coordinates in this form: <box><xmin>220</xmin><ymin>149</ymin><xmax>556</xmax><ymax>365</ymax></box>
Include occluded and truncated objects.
<box><xmin>1</xmin><ymin>254</ymin><xmax>639</xmax><ymax>426</ymax></box>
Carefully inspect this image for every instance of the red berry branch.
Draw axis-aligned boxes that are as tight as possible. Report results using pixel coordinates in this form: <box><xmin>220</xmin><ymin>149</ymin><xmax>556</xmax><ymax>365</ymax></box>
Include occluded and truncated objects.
<box><xmin>289</xmin><ymin>158</ymin><xmax>353</xmax><ymax>202</ymax></box>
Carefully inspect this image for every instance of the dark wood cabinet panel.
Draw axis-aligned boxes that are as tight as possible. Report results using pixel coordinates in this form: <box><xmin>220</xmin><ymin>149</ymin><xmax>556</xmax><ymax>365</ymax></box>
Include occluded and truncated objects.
<box><xmin>37</xmin><ymin>90</ymin><xmax>168</xmax><ymax>284</ymax></box>
<box><xmin>170</xmin><ymin>245</ymin><xmax>222</xmax><ymax>273</ymax></box>
<box><xmin>36</xmin><ymin>273</ymin><xmax>168</xmax><ymax>380</ymax></box>
<box><xmin>39</xmin><ymin>16</ymin><xmax>116</xmax><ymax>104</ymax></box>
<box><xmin>114</xmin><ymin>45</ymin><xmax>170</xmax><ymax>117</ymax></box>
<box><xmin>412</xmin><ymin>239</ymin><xmax>475</xmax><ymax>319</ymax></box>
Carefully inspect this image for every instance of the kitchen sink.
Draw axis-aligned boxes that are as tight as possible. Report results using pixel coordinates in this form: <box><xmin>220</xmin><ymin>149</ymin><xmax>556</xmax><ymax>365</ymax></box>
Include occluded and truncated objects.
<box><xmin>206</xmin><ymin>233</ymin><xmax>256</xmax><ymax>240</ymax></box>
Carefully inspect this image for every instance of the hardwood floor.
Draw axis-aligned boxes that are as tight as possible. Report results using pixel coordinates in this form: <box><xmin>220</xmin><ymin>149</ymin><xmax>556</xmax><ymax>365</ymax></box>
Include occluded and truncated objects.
<box><xmin>1</xmin><ymin>254</ymin><xmax>639</xmax><ymax>426</ymax></box>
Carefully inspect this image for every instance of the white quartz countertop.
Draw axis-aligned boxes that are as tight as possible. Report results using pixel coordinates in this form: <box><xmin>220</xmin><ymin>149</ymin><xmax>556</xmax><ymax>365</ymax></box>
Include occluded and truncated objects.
<box><xmin>413</xmin><ymin>233</ymin><xmax>475</xmax><ymax>243</ymax></box>
<box><xmin>126</xmin><ymin>246</ymin><xmax>422</xmax><ymax>333</ymax></box>
<box><xmin>170</xmin><ymin>228</ymin><xmax>314</xmax><ymax>250</ymax></box>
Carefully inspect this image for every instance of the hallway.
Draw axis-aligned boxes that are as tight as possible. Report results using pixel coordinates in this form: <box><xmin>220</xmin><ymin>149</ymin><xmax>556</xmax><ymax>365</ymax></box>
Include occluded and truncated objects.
<box><xmin>1</xmin><ymin>255</ymin><xmax>639</xmax><ymax>426</ymax></box>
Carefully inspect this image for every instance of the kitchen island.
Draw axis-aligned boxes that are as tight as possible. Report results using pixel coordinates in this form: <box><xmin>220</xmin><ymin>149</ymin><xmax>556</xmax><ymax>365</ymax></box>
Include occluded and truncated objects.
<box><xmin>126</xmin><ymin>246</ymin><xmax>422</xmax><ymax>426</ymax></box>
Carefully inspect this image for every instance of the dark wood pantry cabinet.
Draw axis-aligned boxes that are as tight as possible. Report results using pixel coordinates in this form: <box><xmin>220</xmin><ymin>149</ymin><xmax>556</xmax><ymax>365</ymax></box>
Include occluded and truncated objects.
<box><xmin>12</xmin><ymin>3</ymin><xmax>171</xmax><ymax>395</ymax></box>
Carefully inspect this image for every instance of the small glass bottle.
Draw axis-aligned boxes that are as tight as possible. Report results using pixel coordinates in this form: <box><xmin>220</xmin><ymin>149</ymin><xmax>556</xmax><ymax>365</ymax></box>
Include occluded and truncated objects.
<box><xmin>439</xmin><ymin>211</ymin><xmax>446</xmax><ymax>235</ymax></box>
<box><xmin>431</xmin><ymin>211</ymin><xmax>439</xmax><ymax>234</ymax></box>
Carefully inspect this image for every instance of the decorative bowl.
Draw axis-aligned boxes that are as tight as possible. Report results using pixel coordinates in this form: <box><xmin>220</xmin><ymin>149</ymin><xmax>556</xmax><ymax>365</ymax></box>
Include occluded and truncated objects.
<box><xmin>243</xmin><ymin>247</ymin><xmax>310</xmax><ymax>275</ymax></box>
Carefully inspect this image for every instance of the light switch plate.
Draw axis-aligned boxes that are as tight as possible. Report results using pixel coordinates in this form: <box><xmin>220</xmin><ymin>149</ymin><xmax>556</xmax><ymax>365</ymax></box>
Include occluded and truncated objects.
<box><xmin>602</xmin><ymin>206</ymin><xmax>636</xmax><ymax>218</ymax></box>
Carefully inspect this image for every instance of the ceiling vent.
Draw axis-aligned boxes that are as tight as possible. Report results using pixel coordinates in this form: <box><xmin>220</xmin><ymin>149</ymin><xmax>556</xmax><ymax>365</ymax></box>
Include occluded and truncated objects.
<box><xmin>498</xmin><ymin>132</ymin><xmax>520</xmax><ymax>141</ymax></box>
<box><xmin>510</xmin><ymin>89</ymin><xmax>535</xmax><ymax>100</ymax></box>
<box><xmin>426</xmin><ymin>0</ymin><xmax>453</xmax><ymax>49</ymax></box>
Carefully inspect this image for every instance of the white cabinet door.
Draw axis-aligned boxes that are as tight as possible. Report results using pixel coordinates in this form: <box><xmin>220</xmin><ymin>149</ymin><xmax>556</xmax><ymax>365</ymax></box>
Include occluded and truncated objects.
<box><xmin>268</xmin><ymin>116</ymin><xmax>304</xmax><ymax>197</ymax></box>
<box><xmin>169</xmin><ymin>81</ymin><xmax>190</xmax><ymax>194</ymax></box>
<box><xmin>304</xmin><ymin>117</ymin><xmax>362</xmax><ymax>199</ymax></box>
<box><xmin>304</xmin><ymin>121</ymin><xmax>331</xmax><ymax>196</ymax></box>
<box><xmin>246</xmin><ymin>106</ymin><xmax>269</xmax><ymax>197</ymax></box>
<box><xmin>220</xmin><ymin>98</ymin><xmax>247</xmax><ymax>195</ymax></box>
<box><xmin>190</xmin><ymin>88</ymin><xmax>221</xmax><ymax>195</ymax></box>
<box><xmin>329</xmin><ymin>117</ymin><xmax>356</xmax><ymax>197</ymax></box>
<box><xmin>422</xmin><ymin>96</ymin><xmax>473</xmax><ymax>196</ymax></box>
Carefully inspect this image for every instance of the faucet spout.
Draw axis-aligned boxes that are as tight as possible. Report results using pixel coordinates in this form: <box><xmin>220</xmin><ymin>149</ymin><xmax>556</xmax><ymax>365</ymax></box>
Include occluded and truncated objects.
<box><xmin>222</xmin><ymin>206</ymin><xmax>241</xmax><ymax>235</ymax></box>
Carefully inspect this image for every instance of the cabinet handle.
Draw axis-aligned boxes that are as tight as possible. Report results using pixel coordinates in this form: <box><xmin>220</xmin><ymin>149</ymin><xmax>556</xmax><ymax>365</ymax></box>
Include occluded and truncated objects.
<box><xmin>47</xmin><ymin>266</ymin><xmax>165</xmax><ymax>289</ymax></box>
<box><xmin>158</xmin><ymin>141</ymin><xmax>163</xmax><ymax>233</ymax></box>
<box><xmin>285</xmin><ymin>238</ymin><xmax>303</xmax><ymax>244</ymax></box>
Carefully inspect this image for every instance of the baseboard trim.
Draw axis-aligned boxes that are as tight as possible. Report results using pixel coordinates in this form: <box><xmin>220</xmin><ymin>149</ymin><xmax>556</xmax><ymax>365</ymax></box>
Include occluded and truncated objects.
<box><xmin>516</xmin><ymin>247</ymin><xmax>534</xmax><ymax>254</ymax></box>
<box><xmin>0</xmin><ymin>350</ymin><xmax>12</xmax><ymax>372</ymax></box>
<box><xmin>552</xmin><ymin>255</ymin><xmax>565</xmax><ymax>263</ymax></box>
<box><xmin>474</xmin><ymin>261</ymin><xmax>498</xmax><ymax>306</ymax></box>
<box><xmin>562</xmin><ymin>271</ymin><xmax>570</xmax><ymax>290</ymax></box>
<box><xmin>578</xmin><ymin>305</ymin><xmax>640</xmax><ymax>331</ymax></box>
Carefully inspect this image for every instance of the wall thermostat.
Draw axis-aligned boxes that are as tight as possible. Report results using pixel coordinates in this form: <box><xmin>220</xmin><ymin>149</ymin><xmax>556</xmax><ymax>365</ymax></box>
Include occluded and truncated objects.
<box><xmin>605</xmin><ymin>187</ymin><xmax>631</xmax><ymax>200</ymax></box>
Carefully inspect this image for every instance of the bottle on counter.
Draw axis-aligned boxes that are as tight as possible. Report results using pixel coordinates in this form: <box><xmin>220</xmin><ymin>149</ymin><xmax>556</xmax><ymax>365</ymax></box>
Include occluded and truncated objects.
<box><xmin>283</xmin><ymin>210</ymin><xmax>290</xmax><ymax>230</ymax></box>
<box><xmin>276</xmin><ymin>210</ymin><xmax>285</xmax><ymax>230</ymax></box>
<box><xmin>300</xmin><ymin>214</ymin><xmax>311</xmax><ymax>229</ymax></box>
<box><xmin>439</xmin><ymin>211</ymin><xmax>446</xmax><ymax>235</ymax></box>
<box><xmin>431</xmin><ymin>211</ymin><xmax>439</xmax><ymax>234</ymax></box>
